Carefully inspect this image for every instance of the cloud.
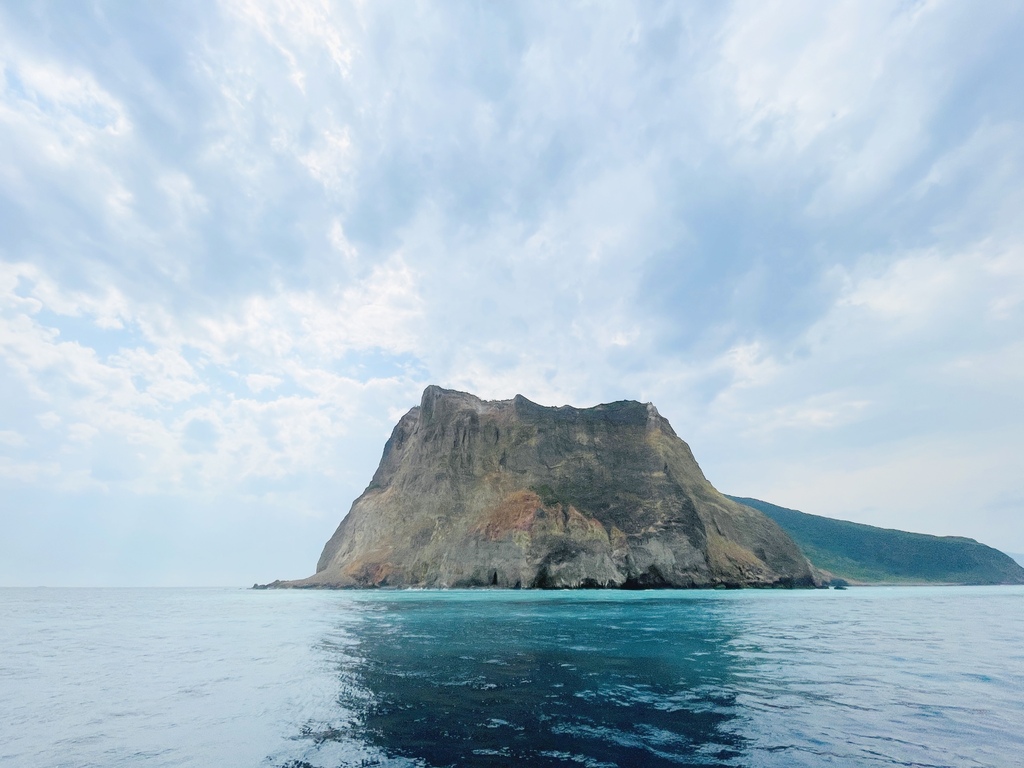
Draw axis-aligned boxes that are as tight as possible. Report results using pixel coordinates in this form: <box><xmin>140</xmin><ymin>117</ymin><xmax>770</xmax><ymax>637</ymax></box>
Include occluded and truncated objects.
<box><xmin>0</xmin><ymin>251</ymin><xmax>425</xmax><ymax>507</ymax></box>
<box><xmin>1</xmin><ymin>0</ymin><xmax>1023</xmax><ymax>584</ymax></box>
<box><xmin>713</xmin><ymin>0</ymin><xmax>1012</xmax><ymax>218</ymax></box>
<box><xmin>680</xmin><ymin>238</ymin><xmax>1024</xmax><ymax>550</ymax></box>
<box><xmin>0</xmin><ymin>456</ymin><xmax>60</xmax><ymax>482</ymax></box>
<box><xmin>0</xmin><ymin>429</ymin><xmax>25</xmax><ymax>446</ymax></box>
<box><xmin>245</xmin><ymin>373</ymin><xmax>282</xmax><ymax>394</ymax></box>
<box><xmin>0</xmin><ymin>42</ymin><xmax>138</xmax><ymax>247</ymax></box>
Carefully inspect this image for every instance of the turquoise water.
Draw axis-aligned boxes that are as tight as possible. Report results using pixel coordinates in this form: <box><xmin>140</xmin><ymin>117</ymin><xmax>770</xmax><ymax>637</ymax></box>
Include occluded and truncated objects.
<box><xmin>1</xmin><ymin>587</ymin><xmax>1022</xmax><ymax>767</ymax></box>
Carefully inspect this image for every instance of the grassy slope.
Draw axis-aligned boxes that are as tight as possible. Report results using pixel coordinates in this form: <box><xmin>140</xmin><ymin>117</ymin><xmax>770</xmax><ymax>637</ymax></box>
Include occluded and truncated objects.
<box><xmin>727</xmin><ymin>496</ymin><xmax>1024</xmax><ymax>585</ymax></box>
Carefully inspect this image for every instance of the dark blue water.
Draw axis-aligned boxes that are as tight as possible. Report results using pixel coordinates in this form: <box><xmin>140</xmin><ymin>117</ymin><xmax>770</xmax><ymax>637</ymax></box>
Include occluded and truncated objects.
<box><xmin>1</xmin><ymin>587</ymin><xmax>1022</xmax><ymax>767</ymax></box>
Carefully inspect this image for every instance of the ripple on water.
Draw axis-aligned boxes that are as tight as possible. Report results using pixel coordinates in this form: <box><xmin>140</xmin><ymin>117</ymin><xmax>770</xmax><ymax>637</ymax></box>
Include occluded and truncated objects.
<box><xmin>1</xmin><ymin>587</ymin><xmax>1022</xmax><ymax>767</ymax></box>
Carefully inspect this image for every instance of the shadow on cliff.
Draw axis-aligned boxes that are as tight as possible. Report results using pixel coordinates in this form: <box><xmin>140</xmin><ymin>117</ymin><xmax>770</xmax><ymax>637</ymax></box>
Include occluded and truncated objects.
<box><xmin>272</xmin><ymin>592</ymin><xmax>756</xmax><ymax>768</ymax></box>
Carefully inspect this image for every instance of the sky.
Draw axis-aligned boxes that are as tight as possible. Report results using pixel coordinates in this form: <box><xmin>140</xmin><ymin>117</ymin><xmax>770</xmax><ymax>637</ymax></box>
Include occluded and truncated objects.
<box><xmin>1</xmin><ymin>0</ymin><xmax>1023</xmax><ymax>586</ymax></box>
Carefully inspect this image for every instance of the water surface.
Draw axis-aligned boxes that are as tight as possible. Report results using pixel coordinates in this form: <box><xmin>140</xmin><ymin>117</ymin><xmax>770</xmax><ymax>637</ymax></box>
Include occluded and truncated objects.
<box><xmin>1</xmin><ymin>587</ymin><xmax>1021</xmax><ymax>767</ymax></box>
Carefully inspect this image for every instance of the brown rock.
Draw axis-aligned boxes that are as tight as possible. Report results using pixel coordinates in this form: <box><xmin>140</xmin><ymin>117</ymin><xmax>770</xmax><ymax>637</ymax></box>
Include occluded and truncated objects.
<box><xmin>275</xmin><ymin>386</ymin><xmax>821</xmax><ymax>589</ymax></box>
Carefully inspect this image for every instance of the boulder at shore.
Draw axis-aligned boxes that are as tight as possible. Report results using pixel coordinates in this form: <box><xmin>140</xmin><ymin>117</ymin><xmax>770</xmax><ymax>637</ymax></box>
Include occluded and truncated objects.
<box><xmin>266</xmin><ymin>386</ymin><xmax>821</xmax><ymax>589</ymax></box>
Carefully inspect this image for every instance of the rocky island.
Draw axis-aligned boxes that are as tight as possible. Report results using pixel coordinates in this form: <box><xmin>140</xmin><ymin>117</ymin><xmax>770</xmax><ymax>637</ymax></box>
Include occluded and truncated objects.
<box><xmin>266</xmin><ymin>386</ymin><xmax>821</xmax><ymax>589</ymax></box>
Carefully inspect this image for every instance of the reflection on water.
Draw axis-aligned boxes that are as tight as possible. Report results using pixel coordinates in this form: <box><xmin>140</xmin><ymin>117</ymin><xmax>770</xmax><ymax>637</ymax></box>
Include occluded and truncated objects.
<box><xmin>278</xmin><ymin>592</ymin><xmax>748</xmax><ymax>767</ymax></box>
<box><xmin>272</xmin><ymin>588</ymin><xmax>1024</xmax><ymax>768</ymax></box>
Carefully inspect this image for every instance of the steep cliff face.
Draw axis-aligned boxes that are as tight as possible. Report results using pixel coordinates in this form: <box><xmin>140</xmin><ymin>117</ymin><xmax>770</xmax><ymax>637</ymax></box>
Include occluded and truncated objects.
<box><xmin>278</xmin><ymin>386</ymin><xmax>820</xmax><ymax>589</ymax></box>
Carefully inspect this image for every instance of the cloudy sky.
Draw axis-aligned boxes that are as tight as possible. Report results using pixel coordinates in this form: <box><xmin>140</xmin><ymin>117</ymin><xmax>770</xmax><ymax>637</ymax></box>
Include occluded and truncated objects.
<box><xmin>2</xmin><ymin>0</ymin><xmax>1023</xmax><ymax>586</ymax></box>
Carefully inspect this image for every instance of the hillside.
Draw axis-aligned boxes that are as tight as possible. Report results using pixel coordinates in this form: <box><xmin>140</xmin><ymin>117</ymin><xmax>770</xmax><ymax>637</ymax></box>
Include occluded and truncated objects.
<box><xmin>728</xmin><ymin>496</ymin><xmax>1024</xmax><ymax>585</ymax></box>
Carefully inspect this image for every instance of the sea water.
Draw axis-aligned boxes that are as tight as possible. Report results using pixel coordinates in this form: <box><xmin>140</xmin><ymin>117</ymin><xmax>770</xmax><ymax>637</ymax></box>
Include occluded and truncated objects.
<box><xmin>1</xmin><ymin>587</ymin><xmax>1022</xmax><ymax>768</ymax></box>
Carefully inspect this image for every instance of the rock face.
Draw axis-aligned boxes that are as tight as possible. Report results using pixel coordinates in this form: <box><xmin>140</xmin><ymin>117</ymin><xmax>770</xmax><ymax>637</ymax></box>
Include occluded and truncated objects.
<box><xmin>277</xmin><ymin>386</ymin><xmax>820</xmax><ymax>589</ymax></box>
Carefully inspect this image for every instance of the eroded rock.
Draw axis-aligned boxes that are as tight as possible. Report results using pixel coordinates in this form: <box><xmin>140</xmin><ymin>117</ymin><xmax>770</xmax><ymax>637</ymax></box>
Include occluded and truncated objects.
<box><xmin>274</xmin><ymin>386</ymin><xmax>821</xmax><ymax>589</ymax></box>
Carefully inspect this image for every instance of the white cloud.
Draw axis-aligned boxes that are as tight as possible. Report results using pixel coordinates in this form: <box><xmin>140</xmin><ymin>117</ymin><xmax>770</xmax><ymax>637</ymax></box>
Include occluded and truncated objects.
<box><xmin>224</xmin><ymin>0</ymin><xmax>354</xmax><ymax>90</ymax></box>
<box><xmin>108</xmin><ymin>347</ymin><xmax>207</xmax><ymax>404</ymax></box>
<box><xmin>834</xmin><ymin>244</ymin><xmax>1024</xmax><ymax>334</ymax></box>
<box><xmin>0</xmin><ymin>53</ymin><xmax>131</xmax><ymax>146</ymax></box>
<box><xmin>2</xmin><ymin>0</ymin><xmax>1024</xmax><ymax>585</ymax></box>
<box><xmin>0</xmin><ymin>46</ymin><xmax>136</xmax><ymax>236</ymax></box>
<box><xmin>195</xmin><ymin>254</ymin><xmax>424</xmax><ymax>364</ymax></box>
<box><xmin>714</xmin><ymin>0</ymin><xmax>1000</xmax><ymax>215</ymax></box>
<box><xmin>10</xmin><ymin>262</ymin><xmax>131</xmax><ymax>328</ymax></box>
<box><xmin>299</xmin><ymin>127</ymin><xmax>352</xmax><ymax>193</ymax></box>
<box><xmin>0</xmin><ymin>456</ymin><xmax>60</xmax><ymax>482</ymax></box>
<box><xmin>36</xmin><ymin>411</ymin><xmax>60</xmax><ymax>429</ymax></box>
<box><xmin>676</xmin><ymin>237</ymin><xmax>1024</xmax><ymax>551</ymax></box>
<box><xmin>0</xmin><ymin>429</ymin><xmax>25</xmax><ymax>446</ymax></box>
<box><xmin>0</xmin><ymin>254</ymin><xmax>426</xmax><ymax>503</ymax></box>
<box><xmin>245</xmin><ymin>373</ymin><xmax>283</xmax><ymax>393</ymax></box>
<box><xmin>743</xmin><ymin>395</ymin><xmax>873</xmax><ymax>436</ymax></box>
<box><xmin>158</xmin><ymin>171</ymin><xmax>209</xmax><ymax>227</ymax></box>
<box><xmin>328</xmin><ymin>219</ymin><xmax>358</xmax><ymax>265</ymax></box>
<box><xmin>66</xmin><ymin>422</ymin><xmax>99</xmax><ymax>444</ymax></box>
<box><xmin>745</xmin><ymin>432</ymin><xmax>1024</xmax><ymax>540</ymax></box>
<box><xmin>703</xmin><ymin>241</ymin><xmax>1024</xmax><ymax>431</ymax></box>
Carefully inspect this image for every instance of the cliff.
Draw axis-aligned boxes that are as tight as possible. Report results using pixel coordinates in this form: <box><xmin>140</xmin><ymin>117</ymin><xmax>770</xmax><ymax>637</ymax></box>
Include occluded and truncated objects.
<box><xmin>731</xmin><ymin>496</ymin><xmax>1024</xmax><ymax>585</ymax></box>
<box><xmin>272</xmin><ymin>386</ymin><xmax>821</xmax><ymax>589</ymax></box>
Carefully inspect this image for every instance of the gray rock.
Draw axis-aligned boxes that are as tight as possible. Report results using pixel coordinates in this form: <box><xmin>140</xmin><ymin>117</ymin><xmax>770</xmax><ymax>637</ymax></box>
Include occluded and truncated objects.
<box><xmin>273</xmin><ymin>386</ymin><xmax>822</xmax><ymax>589</ymax></box>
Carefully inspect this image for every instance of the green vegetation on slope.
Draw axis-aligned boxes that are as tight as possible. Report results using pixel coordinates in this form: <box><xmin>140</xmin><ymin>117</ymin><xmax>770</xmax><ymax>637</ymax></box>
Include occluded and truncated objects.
<box><xmin>728</xmin><ymin>496</ymin><xmax>1024</xmax><ymax>585</ymax></box>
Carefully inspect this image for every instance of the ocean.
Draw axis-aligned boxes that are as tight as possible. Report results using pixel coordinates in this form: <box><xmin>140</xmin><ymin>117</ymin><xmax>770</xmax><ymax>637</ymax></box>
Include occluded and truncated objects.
<box><xmin>1</xmin><ymin>586</ymin><xmax>1022</xmax><ymax>767</ymax></box>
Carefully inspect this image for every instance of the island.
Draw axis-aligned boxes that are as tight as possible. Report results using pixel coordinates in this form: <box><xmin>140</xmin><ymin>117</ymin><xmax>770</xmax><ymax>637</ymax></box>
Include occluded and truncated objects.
<box><xmin>261</xmin><ymin>386</ymin><xmax>1024</xmax><ymax>590</ymax></box>
<box><xmin>263</xmin><ymin>386</ymin><xmax>821</xmax><ymax>589</ymax></box>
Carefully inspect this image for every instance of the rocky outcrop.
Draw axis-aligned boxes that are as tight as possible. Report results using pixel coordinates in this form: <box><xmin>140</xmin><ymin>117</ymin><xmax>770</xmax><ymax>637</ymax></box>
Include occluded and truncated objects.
<box><xmin>271</xmin><ymin>386</ymin><xmax>821</xmax><ymax>589</ymax></box>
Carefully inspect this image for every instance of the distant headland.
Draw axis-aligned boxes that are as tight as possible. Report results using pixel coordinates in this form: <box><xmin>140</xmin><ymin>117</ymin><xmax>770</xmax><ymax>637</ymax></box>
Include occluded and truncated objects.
<box><xmin>730</xmin><ymin>496</ymin><xmax>1024</xmax><ymax>586</ymax></box>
